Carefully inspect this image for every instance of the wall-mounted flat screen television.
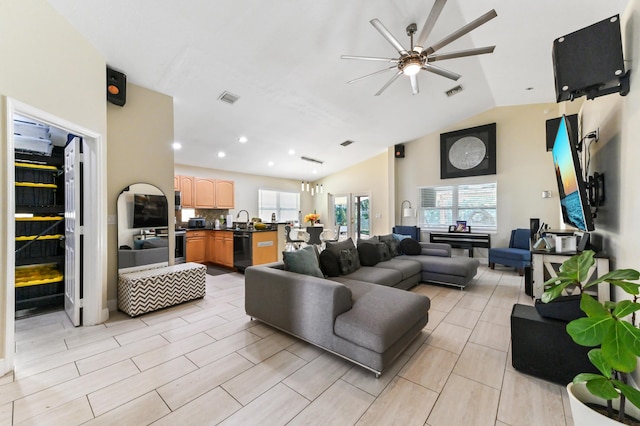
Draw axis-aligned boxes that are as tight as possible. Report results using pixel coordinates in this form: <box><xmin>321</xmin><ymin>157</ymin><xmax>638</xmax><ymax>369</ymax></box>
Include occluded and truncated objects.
<box><xmin>552</xmin><ymin>116</ymin><xmax>594</xmax><ymax>231</ymax></box>
<box><xmin>133</xmin><ymin>193</ymin><xmax>168</xmax><ymax>229</ymax></box>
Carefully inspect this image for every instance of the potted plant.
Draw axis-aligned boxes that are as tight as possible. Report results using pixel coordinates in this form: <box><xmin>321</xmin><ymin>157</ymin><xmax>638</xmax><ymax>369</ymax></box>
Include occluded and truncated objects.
<box><xmin>542</xmin><ymin>250</ymin><xmax>640</xmax><ymax>424</ymax></box>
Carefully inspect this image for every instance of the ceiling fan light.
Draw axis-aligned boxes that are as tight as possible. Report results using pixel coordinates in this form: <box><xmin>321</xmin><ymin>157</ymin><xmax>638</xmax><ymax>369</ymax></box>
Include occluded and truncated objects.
<box><xmin>403</xmin><ymin>62</ymin><xmax>421</xmax><ymax>76</ymax></box>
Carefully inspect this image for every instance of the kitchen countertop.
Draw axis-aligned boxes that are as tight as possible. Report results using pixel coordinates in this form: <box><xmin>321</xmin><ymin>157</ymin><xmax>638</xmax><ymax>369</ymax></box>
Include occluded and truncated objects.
<box><xmin>183</xmin><ymin>227</ymin><xmax>277</xmax><ymax>233</ymax></box>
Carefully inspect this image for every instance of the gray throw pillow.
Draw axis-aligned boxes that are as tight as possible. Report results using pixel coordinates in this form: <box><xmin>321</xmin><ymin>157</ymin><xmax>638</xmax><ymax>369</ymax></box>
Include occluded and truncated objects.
<box><xmin>283</xmin><ymin>246</ymin><xmax>323</xmax><ymax>278</ymax></box>
<box><xmin>379</xmin><ymin>234</ymin><xmax>400</xmax><ymax>257</ymax></box>
<box><xmin>325</xmin><ymin>237</ymin><xmax>356</xmax><ymax>257</ymax></box>
<box><xmin>142</xmin><ymin>238</ymin><xmax>169</xmax><ymax>249</ymax></box>
<box><xmin>377</xmin><ymin>243</ymin><xmax>392</xmax><ymax>261</ymax></box>
<box><xmin>339</xmin><ymin>247</ymin><xmax>361</xmax><ymax>275</ymax></box>
<box><xmin>399</xmin><ymin>238</ymin><xmax>422</xmax><ymax>255</ymax></box>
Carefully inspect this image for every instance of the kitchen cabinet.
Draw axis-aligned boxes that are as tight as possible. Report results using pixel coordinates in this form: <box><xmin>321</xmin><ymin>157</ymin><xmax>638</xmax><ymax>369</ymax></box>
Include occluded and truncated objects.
<box><xmin>186</xmin><ymin>230</ymin><xmax>206</xmax><ymax>263</ymax></box>
<box><xmin>215</xmin><ymin>180</ymin><xmax>234</xmax><ymax>208</ymax></box>
<box><xmin>205</xmin><ymin>231</ymin><xmax>233</xmax><ymax>267</ymax></box>
<box><xmin>195</xmin><ymin>178</ymin><xmax>216</xmax><ymax>208</ymax></box>
<box><xmin>178</xmin><ymin>175</ymin><xmax>195</xmax><ymax>208</ymax></box>
<box><xmin>252</xmin><ymin>231</ymin><xmax>278</xmax><ymax>266</ymax></box>
<box><xmin>175</xmin><ymin>175</ymin><xmax>235</xmax><ymax>209</ymax></box>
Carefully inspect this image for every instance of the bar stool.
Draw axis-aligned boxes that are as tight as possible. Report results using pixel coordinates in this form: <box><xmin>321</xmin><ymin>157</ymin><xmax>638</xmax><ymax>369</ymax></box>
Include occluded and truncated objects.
<box><xmin>284</xmin><ymin>225</ymin><xmax>306</xmax><ymax>251</ymax></box>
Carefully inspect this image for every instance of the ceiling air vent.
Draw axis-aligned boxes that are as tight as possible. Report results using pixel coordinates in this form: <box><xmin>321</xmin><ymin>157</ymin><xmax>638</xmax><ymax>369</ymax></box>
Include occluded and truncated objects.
<box><xmin>445</xmin><ymin>85</ymin><xmax>463</xmax><ymax>97</ymax></box>
<box><xmin>218</xmin><ymin>91</ymin><xmax>240</xmax><ymax>104</ymax></box>
<box><xmin>301</xmin><ymin>156</ymin><xmax>324</xmax><ymax>164</ymax></box>
<box><xmin>340</xmin><ymin>140</ymin><xmax>354</xmax><ymax>147</ymax></box>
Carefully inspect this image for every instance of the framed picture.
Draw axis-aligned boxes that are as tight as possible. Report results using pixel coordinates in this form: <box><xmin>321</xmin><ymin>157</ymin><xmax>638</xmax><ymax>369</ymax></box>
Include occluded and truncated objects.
<box><xmin>440</xmin><ymin>123</ymin><xmax>496</xmax><ymax>179</ymax></box>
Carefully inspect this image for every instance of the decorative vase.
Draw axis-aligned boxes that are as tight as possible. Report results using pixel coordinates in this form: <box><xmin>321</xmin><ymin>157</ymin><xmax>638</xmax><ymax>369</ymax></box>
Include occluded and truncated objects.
<box><xmin>567</xmin><ymin>382</ymin><xmax>640</xmax><ymax>425</ymax></box>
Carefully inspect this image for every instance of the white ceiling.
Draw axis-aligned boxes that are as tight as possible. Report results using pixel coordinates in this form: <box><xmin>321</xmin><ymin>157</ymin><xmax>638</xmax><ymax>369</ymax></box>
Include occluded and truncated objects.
<box><xmin>47</xmin><ymin>0</ymin><xmax>629</xmax><ymax>180</ymax></box>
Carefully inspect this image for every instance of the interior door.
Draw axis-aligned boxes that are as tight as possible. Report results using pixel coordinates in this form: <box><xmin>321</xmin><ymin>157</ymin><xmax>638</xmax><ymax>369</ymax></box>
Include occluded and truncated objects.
<box><xmin>64</xmin><ymin>135</ymin><xmax>82</xmax><ymax>326</ymax></box>
<box><xmin>353</xmin><ymin>194</ymin><xmax>370</xmax><ymax>240</ymax></box>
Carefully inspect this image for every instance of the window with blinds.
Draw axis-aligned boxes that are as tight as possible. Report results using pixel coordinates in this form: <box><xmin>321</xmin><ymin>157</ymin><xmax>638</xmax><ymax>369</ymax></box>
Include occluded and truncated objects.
<box><xmin>419</xmin><ymin>182</ymin><xmax>497</xmax><ymax>231</ymax></box>
<box><xmin>258</xmin><ymin>190</ymin><xmax>300</xmax><ymax>222</ymax></box>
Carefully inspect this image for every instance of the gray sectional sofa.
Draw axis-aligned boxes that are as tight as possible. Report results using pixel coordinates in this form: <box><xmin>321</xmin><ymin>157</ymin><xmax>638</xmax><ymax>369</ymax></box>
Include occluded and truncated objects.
<box><xmin>244</xmin><ymin>236</ymin><xmax>480</xmax><ymax>376</ymax></box>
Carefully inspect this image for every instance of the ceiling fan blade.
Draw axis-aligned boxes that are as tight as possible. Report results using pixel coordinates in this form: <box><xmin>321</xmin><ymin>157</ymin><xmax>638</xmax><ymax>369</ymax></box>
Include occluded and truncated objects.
<box><xmin>370</xmin><ymin>19</ymin><xmax>408</xmax><ymax>55</ymax></box>
<box><xmin>347</xmin><ymin>66</ymin><xmax>397</xmax><ymax>84</ymax></box>
<box><xmin>410</xmin><ymin>74</ymin><xmax>419</xmax><ymax>95</ymax></box>
<box><xmin>427</xmin><ymin>46</ymin><xmax>495</xmax><ymax>62</ymax></box>
<box><xmin>423</xmin><ymin>63</ymin><xmax>461</xmax><ymax>81</ymax></box>
<box><xmin>341</xmin><ymin>55</ymin><xmax>399</xmax><ymax>63</ymax></box>
<box><xmin>375</xmin><ymin>70</ymin><xmax>403</xmax><ymax>96</ymax></box>
<box><xmin>414</xmin><ymin>0</ymin><xmax>447</xmax><ymax>52</ymax></box>
<box><xmin>424</xmin><ymin>9</ymin><xmax>497</xmax><ymax>55</ymax></box>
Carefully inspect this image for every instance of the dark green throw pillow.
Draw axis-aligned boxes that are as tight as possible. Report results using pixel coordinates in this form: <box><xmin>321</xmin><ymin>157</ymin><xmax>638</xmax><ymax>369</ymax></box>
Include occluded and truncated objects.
<box><xmin>283</xmin><ymin>246</ymin><xmax>323</xmax><ymax>278</ymax></box>
<box><xmin>319</xmin><ymin>249</ymin><xmax>341</xmax><ymax>277</ymax></box>
<box><xmin>399</xmin><ymin>238</ymin><xmax>422</xmax><ymax>255</ymax></box>
<box><xmin>325</xmin><ymin>237</ymin><xmax>356</xmax><ymax>257</ymax></box>
<box><xmin>377</xmin><ymin>243</ymin><xmax>392</xmax><ymax>261</ymax></box>
<box><xmin>379</xmin><ymin>234</ymin><xmax>400</xmax><ymax>257</ymax></box>
<box><xmin>339</xmin><ymin>247</ymin><xmax>361</xmax><ymax>275</ymax></box>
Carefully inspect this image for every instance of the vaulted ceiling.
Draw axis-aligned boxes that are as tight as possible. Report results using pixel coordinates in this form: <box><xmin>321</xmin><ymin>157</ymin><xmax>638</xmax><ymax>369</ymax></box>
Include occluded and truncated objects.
<box><xmin>48</xmin><ymin>0</ymin><xmax>629</xmax><ymax>180</ymax></box>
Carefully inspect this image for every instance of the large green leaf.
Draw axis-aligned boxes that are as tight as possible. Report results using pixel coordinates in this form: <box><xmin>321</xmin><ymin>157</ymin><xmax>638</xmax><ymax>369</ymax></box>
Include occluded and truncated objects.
<box><xmin>601</xmin><ymin>322</ymin><xmax>638</xmax><ymax>372</ymax></box>
<box><xmin>574</xmin><ymin>372</ymin><xmax>607</xmax><ymax>383</ymax></box>
<box><xmin>613</xmin><ymin>300</ymin><xmax>640</xmax><ymax>319</ymax></box>
<box><xmin>619</xmin><ymin>320</ymin><xmax>640</xmax><ymax>357</ymax></box>
<box><xmin>587</xmin><ymin>349</ymin><xmax>612</xmax><ymax>378</ymax></box>
<box><xmin>614</xmin><ymin>380</ymin><xmax>640</xmax><ymax>411</ymax></box>
<box><xmin>585</xmin><ymin>377</ymin><xmax>620</xmax><ymax>400</ymax></box>
<box><xmin>580</xmin><ymin>293</ymin><xmax>608</xmax><ymax>317</ymax></box>
<box><xmin>567</xmin><ymin>316</ymin><xmax>613</xmax><ymax>346</ymax></box>
<box><xmin>611</xmin><ymin>280</ymin><xmax>640</xmax><ymax>295</ymax></box>
<box><xmin>540</xmin><ymin>283</ymin><xmax>571</xmax><ymax>303</ymax></box>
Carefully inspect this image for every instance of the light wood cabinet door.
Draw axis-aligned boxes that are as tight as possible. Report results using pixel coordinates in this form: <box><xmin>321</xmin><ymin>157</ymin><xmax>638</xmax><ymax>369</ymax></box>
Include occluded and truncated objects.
<box><xmin>186</xmin><ymin>231</ymin><xmax>206</xmax><ymax>263</ymax></box>
<box><xmin>206</xmin><ymin>231</ymin><xmax>216</xmax><ymax>263</ymax></box>
<box><xmin>215</xmin><ymin>180</ymin><xmax>234</xmax><ymax>209</ymax></box>
<box><xmin>252</xmin><ymin>231</ymin><xmax>277</xmax><ymax>266</ymax></box>
<box><xmin>173</xmin><ymin>175</ymin><xmax>180</xmax><ymax>191</ymax></box>
<box><xmin>195</xmin><ymin>178</ymin><xmax>216</xmax><ymax>208</ymax></box>
<box><xmin>179</xmin><ymin>175</ymin><xmax>195</xmax><ymax>208</ymax></box>
<box><xmin>221</xmin><ymin>233</ymin><xmax>234</xmax><ymax>267</ymax></box>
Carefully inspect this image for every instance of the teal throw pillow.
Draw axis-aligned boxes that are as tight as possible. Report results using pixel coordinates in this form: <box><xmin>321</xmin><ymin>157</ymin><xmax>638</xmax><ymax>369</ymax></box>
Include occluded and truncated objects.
<box><xmin>283</xmin><ymin>246</ymin><xmax>323</xmax><ymax>278</ymax></box>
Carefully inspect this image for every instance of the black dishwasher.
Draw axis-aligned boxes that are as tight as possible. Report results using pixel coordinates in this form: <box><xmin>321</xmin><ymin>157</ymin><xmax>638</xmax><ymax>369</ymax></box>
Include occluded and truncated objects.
<box><xmin>233</xmin><ymin>232</ymin><xmax>252</xmax><ymax>271</ymax></box>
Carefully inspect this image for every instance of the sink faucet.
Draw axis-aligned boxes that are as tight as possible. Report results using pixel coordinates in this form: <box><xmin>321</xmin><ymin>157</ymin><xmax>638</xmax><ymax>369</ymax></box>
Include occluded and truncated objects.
<box><xmin>237</xmin><ymin>210</ymin><xmax>250</xmax><ymax>226</ymax></box>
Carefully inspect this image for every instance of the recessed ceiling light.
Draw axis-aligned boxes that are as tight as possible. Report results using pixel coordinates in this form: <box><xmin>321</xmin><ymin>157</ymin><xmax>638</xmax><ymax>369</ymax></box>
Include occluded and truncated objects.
<box><xmin>288</xmin><ymin>149</ymin><xmax>295</xmax><ymax>155</ymax></box>
<box><xmin>172</xmin><ymin>142</ymin><xmax>182</xmax><ymax>150</ymax></box>
<box><xmin>312</xmin><ymin>169</ymin><xmax>318</xmax><ymax>174</ymax></box>
<box><xmin>238</xmin><ymin>136</ymin><xmax>248</xmax><ymax>143</ymax></box>
<box><xmin>217</xmin><ymin>151</ymin><xmax>226</xmax><ymax>158</ymax></box>
<box><xmin>268</xmin><ymin>161</ymin><xmax>274</xmax><ymax>166</ymax></box>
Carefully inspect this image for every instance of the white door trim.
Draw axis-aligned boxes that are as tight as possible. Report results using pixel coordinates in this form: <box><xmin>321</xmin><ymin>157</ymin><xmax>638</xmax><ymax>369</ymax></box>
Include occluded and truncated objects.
<box><xmin>3</xmin><ymin>97</ymin><xmax>106</xmax><ymax>374</ymax></box>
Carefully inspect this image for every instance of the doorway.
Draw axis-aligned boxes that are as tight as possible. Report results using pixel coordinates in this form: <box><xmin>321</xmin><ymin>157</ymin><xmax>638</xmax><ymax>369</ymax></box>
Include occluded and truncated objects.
<box><xmin>4</xmin><ymin>98</ymin><xmax>105</xmax><ymax>374</ymax></box>
<box><xmin>329</xmin><ymin>192</ymin><xmax>371</xmax><ymax>242</ymax></box>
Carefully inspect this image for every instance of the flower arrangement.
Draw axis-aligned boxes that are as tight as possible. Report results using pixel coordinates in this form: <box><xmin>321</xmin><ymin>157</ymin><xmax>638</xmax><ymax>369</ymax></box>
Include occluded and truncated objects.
<box><xmin>304</xmin><ymin>213</ymin><xmax>320</xmax><ymax>225</ymax></box>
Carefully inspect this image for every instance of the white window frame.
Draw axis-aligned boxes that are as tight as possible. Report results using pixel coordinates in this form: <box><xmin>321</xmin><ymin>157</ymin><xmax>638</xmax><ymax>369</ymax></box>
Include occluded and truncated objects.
<box><xmin>418</xmin><ymin>182</ymin><xmax>497</xmax><ymax>232</ymax></box>
<box><xmin>258</xmin><ymin>189</ymin><xmax>300</xmax><ymax>223</ymax></box>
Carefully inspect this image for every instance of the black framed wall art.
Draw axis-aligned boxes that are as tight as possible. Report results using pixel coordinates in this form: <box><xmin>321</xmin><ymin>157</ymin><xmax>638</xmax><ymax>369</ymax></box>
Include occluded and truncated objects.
<box><xmin>440</xmin><ymin>123</ymin><xmax>496</xmax><ymax>179</ymax></box>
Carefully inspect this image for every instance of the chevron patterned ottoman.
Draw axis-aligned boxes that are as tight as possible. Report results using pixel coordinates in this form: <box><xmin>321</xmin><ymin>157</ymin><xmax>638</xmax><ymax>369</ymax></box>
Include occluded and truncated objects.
<box><xmin>118</xmin><ymin>262</ymin><xmax>206</xmax><ymax>317</ymax></box>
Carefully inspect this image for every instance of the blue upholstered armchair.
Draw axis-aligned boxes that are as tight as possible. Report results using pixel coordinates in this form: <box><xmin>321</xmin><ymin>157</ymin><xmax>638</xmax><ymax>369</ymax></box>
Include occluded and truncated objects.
<box><xmin>489</xmin><ymin>228</ymin><xmax>531</xmax><ymax>276</ymax></box>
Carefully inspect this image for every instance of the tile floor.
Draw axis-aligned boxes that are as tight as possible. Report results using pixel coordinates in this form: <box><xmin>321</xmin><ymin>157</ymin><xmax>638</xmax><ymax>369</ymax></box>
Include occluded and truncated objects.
<box><xmin>1</xmin><ymin>265</ymin><xmax>575</xmax><ymax>425</ymax></box>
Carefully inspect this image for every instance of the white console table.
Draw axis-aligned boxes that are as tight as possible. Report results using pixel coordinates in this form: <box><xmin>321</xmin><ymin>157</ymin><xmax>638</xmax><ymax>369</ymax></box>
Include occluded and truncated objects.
<box><xmin>531</xmin><ymin>251</ymin><xmax>610</xmax><ymax>302</ymax></box>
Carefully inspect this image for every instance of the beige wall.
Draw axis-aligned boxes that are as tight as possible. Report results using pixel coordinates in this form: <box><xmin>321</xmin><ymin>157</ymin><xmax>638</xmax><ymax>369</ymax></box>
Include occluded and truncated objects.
<box><xmin>0</xmin><ymin>0</ymin><xmax>106</xmax><ymax>366</ymax></box>
<box><xmin>107</xmin><ymin>84</ymin><xmax>175</xmax><ymax>305</ymax></box>
<box><xmin>395</xmin><ymin>101</ymin><xmax>582</xmax><ymax>259</ymax></box>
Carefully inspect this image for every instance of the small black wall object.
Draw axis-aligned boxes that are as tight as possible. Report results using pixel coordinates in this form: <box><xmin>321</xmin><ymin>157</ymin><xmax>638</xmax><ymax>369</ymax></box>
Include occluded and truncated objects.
<box><xmin>394</xmin><ymin>144</ymin><xmax>405</xmax><ymax>158</ymax></box>
<box><xmin>107</xmin><ymin>67</ymin><xmax>127</xmax><ymax>106</ymax></box>
<box><xmin>529</xmin><ymin>218</ymin><xmax>540</xmax><ymax>241</ymax></box>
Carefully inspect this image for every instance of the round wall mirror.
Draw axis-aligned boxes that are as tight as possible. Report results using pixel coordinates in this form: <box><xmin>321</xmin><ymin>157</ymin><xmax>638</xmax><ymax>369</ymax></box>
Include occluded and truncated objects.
<box><xmin>117</xmin><ymin>183</ymin><xmax>170</xmax><ymax>272</ymax></box>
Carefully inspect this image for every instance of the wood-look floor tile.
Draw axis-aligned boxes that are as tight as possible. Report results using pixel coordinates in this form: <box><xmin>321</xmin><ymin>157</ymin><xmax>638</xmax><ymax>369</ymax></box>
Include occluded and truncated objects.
<box><xmin>15</xmin><ymin>337</ymin><xmax>120</xmax><ymax>379</ymax></box>
<box><xmin>185</xmin><ymin>330</ymin><xmax>262</xmax><ymax>367</ymax></box>
<box><xmin>412</xmin><ymin>284</ymin><xmax>443</xmax><ymax>299</ymax></box>
<box><xmin>88</xmin><ymin>356</ymin><xmax>197</xmax><ymax>417</ymax></box>
<box><xmin>219</xmin><ymin>306</ymin><xmax>247</xmax><ymax>321</ymax></box>
<box><xmin>283</xmin><ymin>353</ymin><xmax>351</xmax><ymax>400</ymax></box>
<box><xmin>356</xmin><ymin>377</ymin><xmax>437</xmax><ymax>426</ymax></box>
<box><xmin>427</xmin><ymin>374</ymin><xmax>500</xmax><ymax>426</ymax></box>
<box><xmin>63</xmin><ymin>318</ymin><xmax>147</xmax><ymax>349</ymax></box>
<box><xmin>132</xmin><ymin>332</ymin><xmax>214</xmax><ymax>371</ymax></box>
<box><xmin>153</xmin><ymin>387</ymin><xmax>241</xmax><ymax>426</ymax></box>
<box><xmin>0</xmin><ymin>372</ymin><xmax>12</xmax><ymax>387</ymax></box>
<box><xmin>429</xmin><ymin>292</ymin><xmax>463</xmax><ymax>313</ymax></box>
<box><xmin>457</xmin><ymin>293</ymin><xmax>490</xmax><ymax>311</ymax></box>
<box><xmin>245</xmin><ymin>323</ymin><xmax>277</xmax><ymax>338</ymax></box>
<box><xmin>479</xmin><ymin>305</ymin><xmax>513</xmax><ymax>327</ymax></box>
<box><xmin>13</xmin><ymin>359</ymin><xmax>139</xmax><ymax>424</ymax></box>
<box><xmin>222</xmin><ymin>350</ymin><xmax>306</xmax><ymax>405</ymax></box>
<box><xmin>219</xmin><ymin>383</ymin><xmax>309</xmax><ymax>426</ymax></box>
<box><xmin>157</xmin><ymin>353</ymin><xmax>253</xmax><ymax>410</ymax></box>
<box><xmin>159</xmin><ymin>314</ymin><xmax>228</xmax><ymax>343</ymax></box>
<box><xmin>15</xmin><ymin>337</ymin><xmax>68</xmax><ymax>364</ymax></box>
<box><xmin>443</xmin><ymin>306</ymin><xmax>482</xmax><ymax>329</ymax></box>
<box><xmin>561</xmin><ymin>386</ymin><xmax>575</xmax><ymax>426</ymax></box>
<box><xmin>113</xmin><ymin>317</ymin><xmax>188</xmax><ymax>346</ymax></box>
<box><xmin>286</xmin><ymin>341</ymin><xmax>325</xmax><ymax>362</ymax></box>
<box><xmin>236</xmin><ymin>332</ymin><xmax>296</xmax><ymax>364</ymax></box>
<box><xmin>76</xmin><ymin>335</ymin><xmax>167</xmax><ymax>375</ymax></box>
<box><xmin>0</xmin><ymin>363</ymin><xmax>78</xmax><ymax>406</ymax></box>
<box><xmin>424</xmin><ymin>309</ymin><xmax>446</xmax><ymax>332</ymax></box>
<box><xmin>453</xmin><ymin>342</ymin><xmax>506</xmax><ymax>390</ymax></box>
<box><xmin>204</xmin><ymin>316</ymin><xmax>258</xmax><ymax>340</ymax></box>
<box><xmin>179</xmin><ymin>302</ymin><xmax>237</xmax><ymax>324</ymax></box>
<box><xmin>138</xmin><ymin>302</ymin><xmax>203</xmax><ymax>326</ymax></box>
<box><xmin>289</xmin><ymin>379</ymin><xmax>374</xmax><ymax>426</ymax></box>
<box><xmin>497</xmin><ymin>370</ymin><xmax>567</xmax><ymax>426</ymax></box>
<box><xmin>399</xmin><ymin>345</ymin><xmax>457</xmax><ymax>393</ymax></box>
<box><xmin>0</xmin><ymin>402</ymin><xmax>12</xmax><ymax>425</ymax></box>
<box><xmin>343</xmin><ymin>354</ymin><xmax>409</xmax><ymax>397</ymax></box>
<box><xmin>16</xmin><ymin>396</ymin><xmax>93</xmax><ymax>426</ymax></box>
<box><xmin>469</xmin><ymin>320</ymin><xmax>510</xmax><ymax>352</ymax></box>
<box><xmin>427</xmin><ymin>322</ymin><xmax>472</xmax><ymax>354</ymax></box>
<box><xmin>83</xmin><ymin>391</ymin><xmax>170</xmax><ymax>426</ymax></box>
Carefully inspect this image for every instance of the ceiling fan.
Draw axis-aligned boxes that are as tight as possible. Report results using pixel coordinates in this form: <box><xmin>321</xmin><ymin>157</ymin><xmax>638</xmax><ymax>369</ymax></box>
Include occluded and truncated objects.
<box><xmin>341</xmin><ymin>0</ymin><xmax>497</xmax><ymax>96</ymax></box>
